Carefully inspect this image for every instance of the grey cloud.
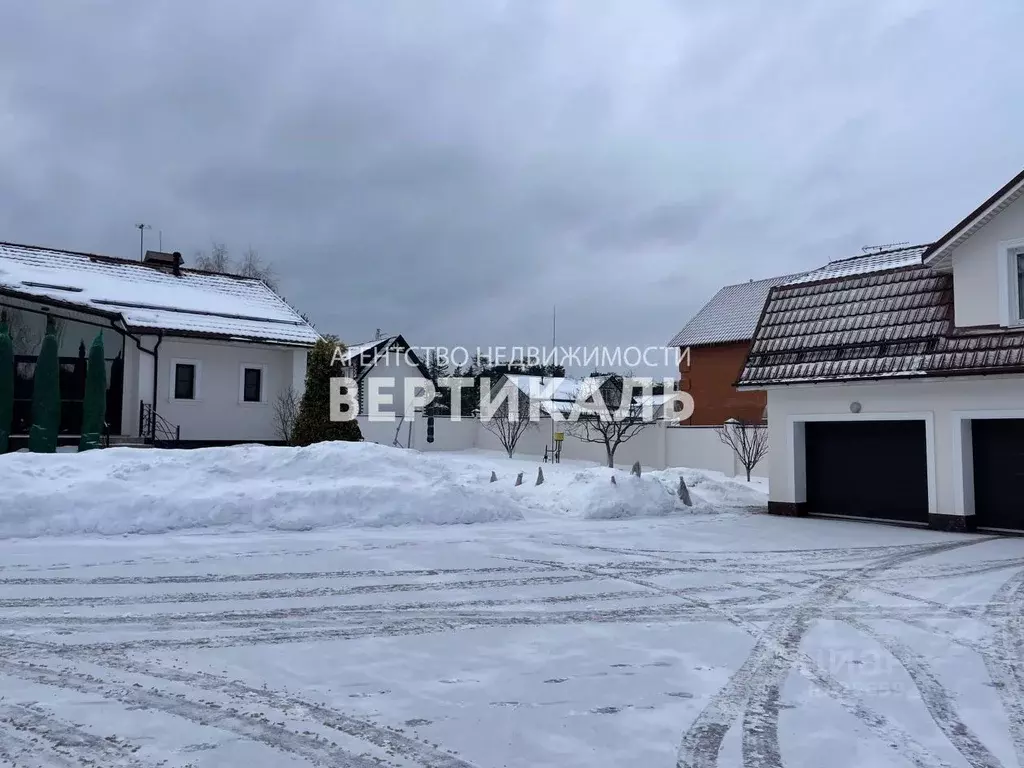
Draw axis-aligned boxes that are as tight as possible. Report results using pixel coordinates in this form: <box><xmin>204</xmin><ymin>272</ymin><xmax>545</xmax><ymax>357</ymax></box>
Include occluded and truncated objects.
<box><xmin>2</xmin><ymin>1</ymin><xmax>1024</xmax><ymax>373</ymax></box>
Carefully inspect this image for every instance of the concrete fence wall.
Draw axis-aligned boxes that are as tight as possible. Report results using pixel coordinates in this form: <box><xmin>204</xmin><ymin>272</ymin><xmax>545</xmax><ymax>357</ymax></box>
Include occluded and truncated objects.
<box><xmin>356</xmin><ymin>415</ymin><xmax>768</xmax><ymax>478</ymax></box>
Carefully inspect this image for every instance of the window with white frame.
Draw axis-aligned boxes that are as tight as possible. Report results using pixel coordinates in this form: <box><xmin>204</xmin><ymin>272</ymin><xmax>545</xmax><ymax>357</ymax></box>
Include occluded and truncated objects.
<box><xmin>240</xmin><ymin>365</ymin><xmax>265</xmax><ymax>403</ymax></box>
<box><xmin>997</xmin><ymin>240</ymin><xmax>1024</xmax><ymax>327</ymax></box>
<box><xmin>172</xmin><ymin>361</ymin><xmax>198</xmax><ymax>401</ymax></box>
<box><xmin>1017</xmin><ymin>252</ymin><xmax>1024</xmax><ymax>322</ymax></box>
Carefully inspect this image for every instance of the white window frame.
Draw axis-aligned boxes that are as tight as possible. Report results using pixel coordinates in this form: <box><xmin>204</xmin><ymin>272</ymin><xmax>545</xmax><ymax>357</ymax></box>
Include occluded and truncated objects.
<box><xmin>239</xmin><ymin>363</ymin><xmax>268</xmax><ymax>405</ymax></box>
<box><xmin>996</xmin><ymin>237</ymin><xmax>1024</xmax><ymax>327</ymax></box>
<box><xmin>169</xmin><ymin>358</ymin><xmax>201</xmax><ymax>402</ymax></box>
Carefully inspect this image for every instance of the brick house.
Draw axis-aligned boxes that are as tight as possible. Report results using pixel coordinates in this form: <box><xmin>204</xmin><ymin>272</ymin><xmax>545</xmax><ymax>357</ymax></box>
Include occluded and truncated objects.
<box><xmin>668</xmin><ymin>275</ymin><xmax>798</xmax><ymax>425</ymax></box>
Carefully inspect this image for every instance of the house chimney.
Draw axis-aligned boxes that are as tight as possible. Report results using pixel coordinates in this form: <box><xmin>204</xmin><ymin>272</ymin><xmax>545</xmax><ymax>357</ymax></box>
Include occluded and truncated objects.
<box><xmin>143</xmin><ymin>249</ymin><xmax>184</xmax><ymax>276</ymax></box>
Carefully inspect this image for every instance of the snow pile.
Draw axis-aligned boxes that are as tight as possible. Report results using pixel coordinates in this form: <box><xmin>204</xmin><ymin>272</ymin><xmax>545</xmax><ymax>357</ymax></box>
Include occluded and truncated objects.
<box><xmin>570</xmin><ymin>470</ymin><xmax>680</xmax><ymax>520</ymax></box>
<box><xmin>650</xmin><ymin>467</ymin><xmax>767</xmax><ymax>513</ymax></box>
<box><xmin>0</xmin><ymin>442</ymin><xmax>525</xmax><ymax>539</ymax></box>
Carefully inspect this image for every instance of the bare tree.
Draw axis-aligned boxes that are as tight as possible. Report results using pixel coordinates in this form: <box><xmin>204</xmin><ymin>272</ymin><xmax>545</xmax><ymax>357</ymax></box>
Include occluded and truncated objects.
<box><xmin>480</xmin><ymin>381</ymin><xmax>534</xmax><ymax>458</ymax></box>
<box><xmin>238</xmin><ymin>247</ymin><xmax>278</xmax><ymax>290</ymax></box>
<box><xmin>565</xmin><ymin>376</ymin><xmax>652</xmax><ymax>468</ymax></box>
<box><xmin>716</xmin><ymin>418</ymin><xmax>769</xmax><ymax>481</ymax></box>
<box><xmin>3</xmin><ymin>309</ymin><xmax>41</xmax><ymax>354</ymax></box>
<box><xmin>193</xmin><ymin>242</ymin><xmax>279</xmax><ymax>291</ymax></box>
<box><xmin>194</xmin><ymin>241</ymin><xmax>231</xmax><ymax>272</ymax></box>
<box><xmin>273</xmin><ymin>386</ymin><xmax>300</xmax><ymax>444</ymax></box>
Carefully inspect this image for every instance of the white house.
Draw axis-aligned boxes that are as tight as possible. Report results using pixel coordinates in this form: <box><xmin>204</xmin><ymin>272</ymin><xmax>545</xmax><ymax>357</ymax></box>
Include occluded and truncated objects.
<box><xmin>0</xmin><ymin>242</ymin><xmax>318</xmax><ymax>447</ymax></box>
<box><xmin>738</xmin><ymin>168</ymin><xmax>1024</xmax><ymax>532</ymax></box>
<box><xmin>339</xmin><ymin>334</ymin><xmax>431</xmax><ymax>418</ymax></box>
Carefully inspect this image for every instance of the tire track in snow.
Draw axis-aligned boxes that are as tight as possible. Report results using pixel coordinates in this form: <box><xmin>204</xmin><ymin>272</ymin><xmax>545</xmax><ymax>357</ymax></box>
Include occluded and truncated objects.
<box><xmin>0</xmin><ymin>565</ymin><xmax>548</xmax><ymax>586</ymax></box>
<box><xmin>0</xmin><ymin>701</ymin><xmax>154</xmax><ymax>767</ymax></box>
<box><xmin>737</xmin><ymin>539</ymin><xmax>996</xmax><ymax>768</ymax></box>
<box><xmin>0</xmin><ymin>659</ymin><xmax>386</xmax><ymax>768</ymax></box>
<box><xmin>982</xmin><ymin>569</ymin><xmax>1024</xmax><ymax>766</ymax></box>
<box><xmin>672</xmin><ymin>539</ymin><xmax>988</xmax><ymax>768</ymax></box>
<box><xmin>0</xmin><ymin>573</ymin><xmax>594</xmax><ymax>609</ymax></box>
<box><xmin>796</xmin><ymin>660</ymin><xmax>959</xmax><ymax>768</ymax></box>
<box><xmin>86</xmin><ymin>653</ymin><xmax>478</xmax><ymax>768</ymax></box>
<box><xmin>2</xmin><ymin>589</ymin><xmax>655</xmax><ymax>626</ymax></box>
<box><xmin>844</xmin><ymin>618</ymin><xmax>1003</xmax><ymax>768</ymax></box>
<box><xmin>503</xmin><ymin>547</ymin><xmax>964</xmax><ymax>768</ymax></box>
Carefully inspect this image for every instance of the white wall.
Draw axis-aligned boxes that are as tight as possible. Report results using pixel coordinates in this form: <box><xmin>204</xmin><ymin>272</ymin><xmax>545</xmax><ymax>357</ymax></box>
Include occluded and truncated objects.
<box><xmin>765</xmin><ymin>375</ymin><xmax>1024</xmax><ymax>519</ymax></box>
<box><xmin>358</xmin><ymin>352</ymin><xmax>429</xmax><ymax>418</ymax></box>
<box><xmin>949</xmin><ymin>191</ymin><xmax>1024</xmax><ymax>328</ymax></box>
<box><xmin>355</xmin><ymin>414</ymin><xmax>767</xmax><ymax>477</ymax></box>
<box><xmin>154</xmin><ymin>337</ymin><xmax>306</xmax><ymax>442</ymax></box>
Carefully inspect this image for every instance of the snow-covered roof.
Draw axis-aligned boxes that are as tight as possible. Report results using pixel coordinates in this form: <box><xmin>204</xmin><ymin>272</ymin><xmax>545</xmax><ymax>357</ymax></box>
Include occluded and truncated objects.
<box><xmin>503</xmin><ymin>375</ymin><xmax>603</xmax><ymax>403</ymax></box>
<box><xmin>785</xmin><ymin>244</ymin><xmax>929</xmax><ymax>285</ymax></box>
<box><xmin>0</xmin><ymin>242</ymin><xmax>319</xmax><ymax>346</ymax></box>
<box><xmin>339</xmin><ymin>339</ymin><xmax>391</xmax><ymax>364</ymax></box>
<box><xmin>668</xmin><ymin>273</ymin><xmax>804</xmax><ymax>348</ymax></box>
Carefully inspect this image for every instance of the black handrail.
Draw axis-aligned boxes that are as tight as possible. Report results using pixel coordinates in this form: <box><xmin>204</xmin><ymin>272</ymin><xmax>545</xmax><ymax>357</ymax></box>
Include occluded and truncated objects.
<box><xmin>138</xmin><ymin>401</ymin><xmax>181</xmax><ymax>448</ymax></box>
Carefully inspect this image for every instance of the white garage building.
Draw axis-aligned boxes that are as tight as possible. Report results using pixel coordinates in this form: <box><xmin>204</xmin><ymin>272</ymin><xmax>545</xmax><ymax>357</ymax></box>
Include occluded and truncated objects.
<box><xmin>739</xmin><ymin>169</ymin><xmax>1024</xmax><ymax>532</ymax></box>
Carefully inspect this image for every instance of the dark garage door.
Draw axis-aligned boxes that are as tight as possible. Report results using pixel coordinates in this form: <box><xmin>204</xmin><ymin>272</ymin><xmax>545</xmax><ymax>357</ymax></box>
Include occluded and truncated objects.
<box><xmin>805</xmin><ymin>420</ymin><xmax>929</xmax><ymax>524</ymax></box>
<box><xmin>972</xmin><ymin>419</ymin><xmax>1024</xmax><ymax>530</ymax></box>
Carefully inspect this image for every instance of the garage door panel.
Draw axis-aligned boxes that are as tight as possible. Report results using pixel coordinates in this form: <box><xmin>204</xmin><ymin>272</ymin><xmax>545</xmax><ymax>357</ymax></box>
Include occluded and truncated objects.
<box><xmin>805</xmin><ymin>420</ymin><xmax>929</xmax><ymax>523</ymax></box>
<box><xmin>972</xmin><ymin>419</ymin><xmax>1024</xmax><ymax>531</ymax></box>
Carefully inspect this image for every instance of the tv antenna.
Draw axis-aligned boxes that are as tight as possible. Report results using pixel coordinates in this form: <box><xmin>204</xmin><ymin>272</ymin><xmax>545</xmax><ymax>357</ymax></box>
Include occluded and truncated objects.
<box><xmin>862</xmin><ymin>241</ymin><xmax>909</xmax><ymax>254</ymax></box>
<box><xmin>135</xmin><ymin>223</ymin><xmax>152</xmax><ymax>261</ymax></box>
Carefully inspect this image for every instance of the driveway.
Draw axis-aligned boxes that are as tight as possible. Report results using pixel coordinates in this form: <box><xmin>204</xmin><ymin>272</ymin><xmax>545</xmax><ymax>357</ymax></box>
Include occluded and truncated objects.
<box><xmin>0</xmin><ymin>512</ymin><xmax>1021</xmax><ymax>767</ymax></box>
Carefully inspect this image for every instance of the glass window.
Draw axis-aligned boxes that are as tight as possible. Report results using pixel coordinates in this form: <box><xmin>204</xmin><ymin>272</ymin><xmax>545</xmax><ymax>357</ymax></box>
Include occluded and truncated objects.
<box><xmin>1017</xmin><ymin>252</ymin><xmax>1024</xmax><ymax>321</ymax></box>
<box><xmin>174</xmin><ymin>363</ymin><xmax>195</xmax><ymax>400</ymax></box>
<box><xmin>242</xmin><ymin>367</ymin><xmax>262</xmax><ymax>403</ymax></box>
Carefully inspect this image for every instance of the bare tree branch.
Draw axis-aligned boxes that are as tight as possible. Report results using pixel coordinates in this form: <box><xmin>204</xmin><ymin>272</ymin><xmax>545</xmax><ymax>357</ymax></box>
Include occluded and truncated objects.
<box><xmin>193</xmin><ymin>243</ymin><xmax>279</xmax><ymax>291</ymax></box>
<box><xmin>3</xmin><ymin>309</ymin><xmax>42</xmax><ymax>355</ymax></box>
<box><xmin>565</xmin><ymin>376</ymin><xmax>652</xmax><ymax>468</ymax></box>
<box><xmin>480</xmin><ymin>384</ymin><xmax>535</xmax><ymax>458</ymax></box>
<box><xmin>194</xmin><ymin>241</ymin><xmax>231</xmax><ymax>272</ymax></box>
<box><xmin>273</xmin><ymin>386</ymin><xmax>300</xmax><ymax>444</ymax></box>
<box><xmin>238</xmin><ymin>247</ymin><xmax>278</xmax><ymax>291</ymax></box>
<box><xmin>716</xmin><ymin>418</ymin><xmax>769</xmax><ymax>481</ymax></box>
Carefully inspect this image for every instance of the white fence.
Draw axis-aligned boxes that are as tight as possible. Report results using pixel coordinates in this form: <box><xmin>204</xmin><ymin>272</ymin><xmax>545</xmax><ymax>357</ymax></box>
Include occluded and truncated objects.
<box><xmin>355</xmin><ymin>416</ymin><xmax>767</xmax><ymax>478</ymax></box>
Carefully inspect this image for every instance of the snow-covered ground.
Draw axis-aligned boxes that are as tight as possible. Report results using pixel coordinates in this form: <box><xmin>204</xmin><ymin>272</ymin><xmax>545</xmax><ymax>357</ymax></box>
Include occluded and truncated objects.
<box><xmin>0</xmin><ymin>444</ymin><xmax>763</xmax><ymax>538</ymax></box>
<box><xmin>0</xmin><ymin>445</ymin><xmax>1022</xmax><ymax>768</ymax></box>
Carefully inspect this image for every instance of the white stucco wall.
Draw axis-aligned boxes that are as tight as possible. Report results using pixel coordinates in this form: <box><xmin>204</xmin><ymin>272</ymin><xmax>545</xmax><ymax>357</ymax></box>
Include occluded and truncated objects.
<box><xmin>153</xmin><ymin>338</ymin><xmax>307</xmax><ymax>442</ymax></box>
<box><xmin>766</xmin><ymin>375</ymin><xmax>1024</xmax><ymax>519</ymax></box>
<box><xmin>949</xmin><ymin>192</ymin><xmax>1024</xmax><ymax>328</ymax></box>
<box><xmin>354</xmin><ymin>414</ymin><xmax>767</xmax><ymax>476</ymax></box>
<box><xmin>357</xmin><ymin>351</ymin><xmax>430</xmax><ymax>418</ymax></box>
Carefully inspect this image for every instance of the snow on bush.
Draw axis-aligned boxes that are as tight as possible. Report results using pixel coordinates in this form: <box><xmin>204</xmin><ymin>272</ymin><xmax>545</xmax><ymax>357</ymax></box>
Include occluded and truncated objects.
<box><xmin>0</xmin><ymin>442</ymin><xmax>525</xmax><ymax>539</ymax></box>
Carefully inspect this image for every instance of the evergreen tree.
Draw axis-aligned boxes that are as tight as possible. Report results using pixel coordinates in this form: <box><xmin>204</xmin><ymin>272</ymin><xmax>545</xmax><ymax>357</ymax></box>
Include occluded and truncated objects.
<box><xmin>29</xmin><ymin>318</ymin><xmax>60</xmax><ymax>453</ymax></box>
<box><xmin>79</xmin><ymin>333</ymin><xmax>107</xmax><ymax>451</ymax></box>
<box><xmin>424</xmin><ymin>350</ymin><xmax>450</xmax><ymax>415</ymax></box>
<box><xmin>292</xmin><ymin>337</ymin><xmax>362</xmax><ymax>446</ymax></box>
<box><xmin>0</xmin><ymin>320</ymin><xmax>12</xmax><ymax>453</ymax></box>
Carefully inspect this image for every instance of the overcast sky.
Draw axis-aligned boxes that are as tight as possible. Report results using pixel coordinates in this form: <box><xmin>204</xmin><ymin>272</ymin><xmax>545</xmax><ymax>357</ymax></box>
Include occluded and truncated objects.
<box><xmin>2</xmin><ymin>1</ymin><xmax>1024</xmax><ymax>372</ymax></box>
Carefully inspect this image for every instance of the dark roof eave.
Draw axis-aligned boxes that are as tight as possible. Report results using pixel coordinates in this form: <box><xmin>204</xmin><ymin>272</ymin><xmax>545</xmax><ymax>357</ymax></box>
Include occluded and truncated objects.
<box><xmin>0</xmin><ymin>286</ymin><xmax>123</xmax><ymax>321</ymax></box>
<box><xmin>737</xmin><ymin>365</ymin><xmax>1024</xmax><ymax>389</ymax></box>
<box><xmin>680</xmin><ymin>337</ymin><xmax>753</xmax><ymax>349</ymax></box>
<box><xmin>124</xmin><ymin>325</ymin><xmax>319</xmax><ymax>347</ymax></box>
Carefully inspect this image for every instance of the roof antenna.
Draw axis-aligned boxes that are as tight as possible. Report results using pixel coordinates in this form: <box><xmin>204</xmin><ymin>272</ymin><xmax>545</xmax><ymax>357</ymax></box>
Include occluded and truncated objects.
<box><xmin>135</xmin><ymin>223</ymin><xmax>151</xmax><ymax>261</ymax></box>
<box><xmin>862</xmin><ymin>241</ymin><xmax>910</xmax><ymax>254</ymax></box>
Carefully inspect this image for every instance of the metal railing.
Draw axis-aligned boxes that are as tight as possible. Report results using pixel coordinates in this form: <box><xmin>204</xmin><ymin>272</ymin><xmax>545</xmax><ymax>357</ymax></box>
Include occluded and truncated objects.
<box><xmin>138</xmin><ymin>401</ymin><xmax>180</xmax><ymax>448</ymax></box>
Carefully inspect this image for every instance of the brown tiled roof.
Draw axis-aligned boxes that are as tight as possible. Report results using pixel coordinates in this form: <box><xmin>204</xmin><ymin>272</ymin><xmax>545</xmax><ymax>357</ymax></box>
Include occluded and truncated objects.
<box><xmin>738</xmin><ymin>265</ymin><xmax>1024</xmax><ymax>386</ymax></box>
